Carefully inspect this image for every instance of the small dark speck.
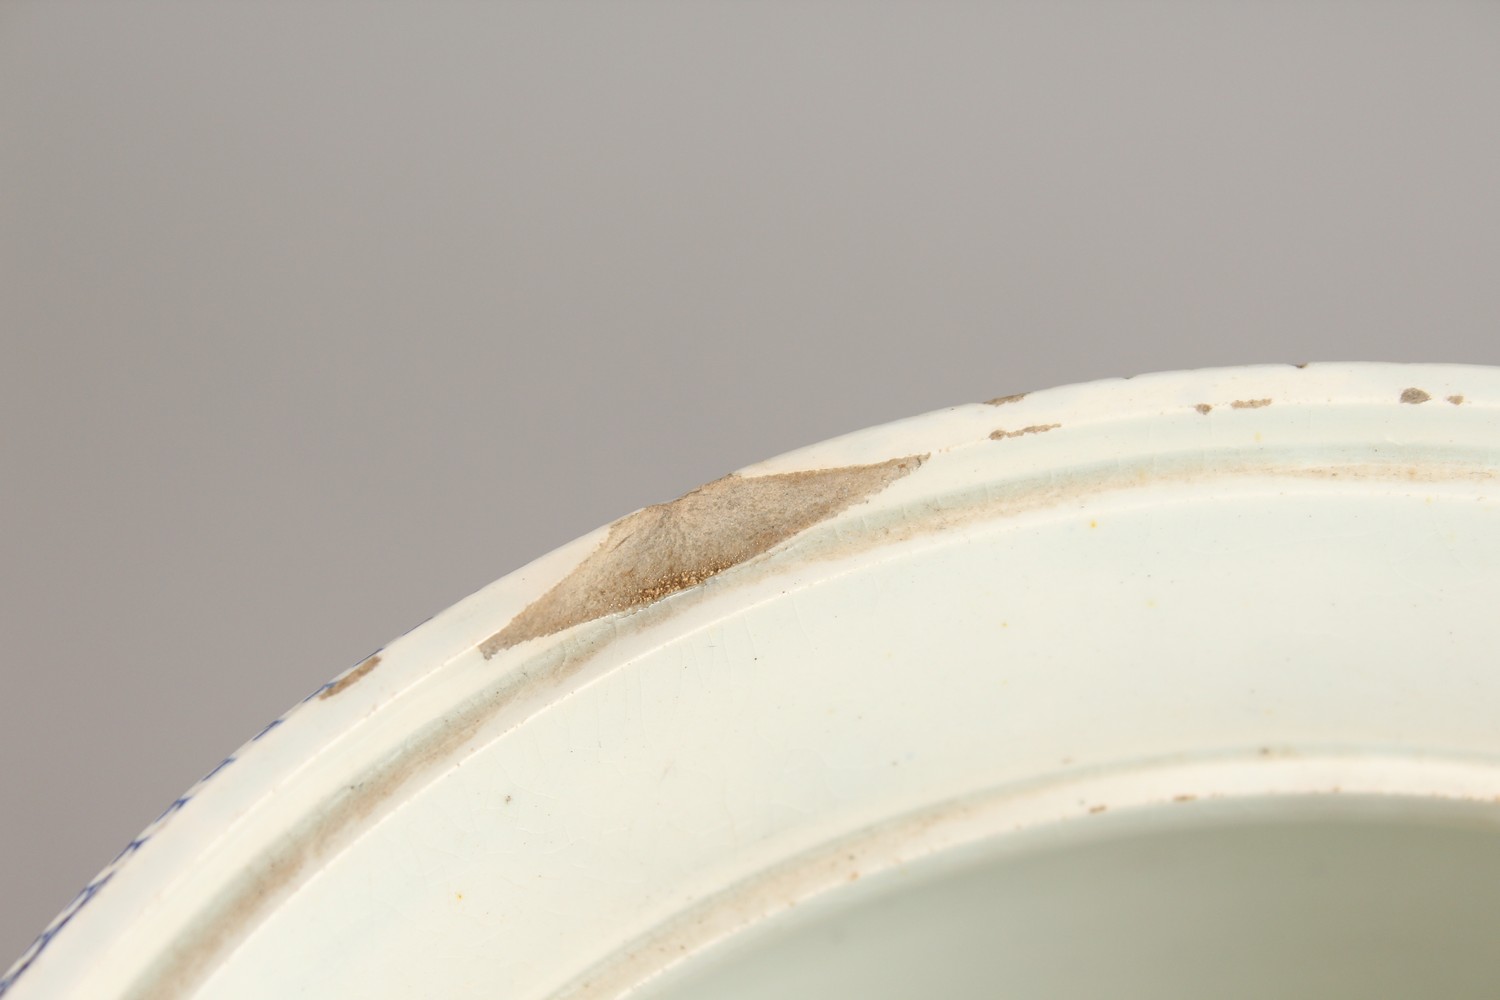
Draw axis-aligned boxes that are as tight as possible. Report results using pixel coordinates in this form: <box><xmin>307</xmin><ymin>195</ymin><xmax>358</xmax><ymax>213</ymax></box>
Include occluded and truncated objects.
<box><xmin>504</xmin><ymin>795</ymin><xmax>512</xmax><ymax>804</ymax></box>
<box><xmin>1400</xmin><ymin>387</ymin><xmax>1431</xmax><ymax>404</ymax></box>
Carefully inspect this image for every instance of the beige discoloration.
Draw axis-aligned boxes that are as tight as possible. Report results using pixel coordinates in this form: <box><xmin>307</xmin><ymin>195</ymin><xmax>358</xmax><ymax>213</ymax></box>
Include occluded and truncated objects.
<box><xmin>1194</xmin><ymin>403</ymin><xmax>1213</xmax><ymax>415</ymax></box>
<box><xmin>1277</xmin><ymin>463</ymin><xmax>1493</xmax><ymax>485</ymax></box>
<box><xmin>989</xmin><ymin>424</ymin><xmax>1060</xmax><ymax>441</ymax></box>
<box><xmin>480</xmin><ymin>458</ymin><xmax>923</xmax><ymax>656</ymax></box>
<box><xmin>1230</xmin><ymin>398</ymin><xmax>1272</xmax><ymax>410</ymax></box>
<box><xmin>1401</xmin><ymin>387</ymin><xmax>1431</xmax><ymax>404</ymax></box>
<box><xmin>984</xmin><ymin>392</ymin><xmax>1027</xmax><ymax>406</ymax></box>
<box><xmin>1448</xmin><ymin>395</ymin><xmax>1465</xmax><ymax>406</ymax></box>
<box><xmin>318</xmin><ymin>655</ymin><xmax>380</xmax><ymax>700</ymax></box>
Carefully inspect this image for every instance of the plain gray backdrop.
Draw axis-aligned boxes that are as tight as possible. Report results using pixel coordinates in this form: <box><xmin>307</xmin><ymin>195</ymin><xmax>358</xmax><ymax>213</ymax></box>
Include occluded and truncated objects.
<box><xmin>3</xmin><ymin>0</ymin><xmax>1499</xmax><ymax>965</ymax></box>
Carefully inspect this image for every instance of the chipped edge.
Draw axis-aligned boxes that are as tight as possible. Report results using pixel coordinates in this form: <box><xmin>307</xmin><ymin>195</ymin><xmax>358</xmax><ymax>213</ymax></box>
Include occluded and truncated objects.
<box><xmin>318</xmin><ymin>655</ymin><xmax>381</xmax><ymax>700</ymax></box>
<box><xmin>479</xmin><ymin>456</ymin><xmax>925</xmax><ymax>657</ymax></box>
<box><xmin>984</xmin><ymin>392</ymin><xmax>1028</xmax><ymax>406</ymax></box>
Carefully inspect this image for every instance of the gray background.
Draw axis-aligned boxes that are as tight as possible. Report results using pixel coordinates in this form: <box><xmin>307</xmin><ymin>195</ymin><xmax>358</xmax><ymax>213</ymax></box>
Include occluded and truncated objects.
<box><xmin>2</xmin><ymin>0</ymin><xmax>1498</xmax><ymax>964</ymax></box>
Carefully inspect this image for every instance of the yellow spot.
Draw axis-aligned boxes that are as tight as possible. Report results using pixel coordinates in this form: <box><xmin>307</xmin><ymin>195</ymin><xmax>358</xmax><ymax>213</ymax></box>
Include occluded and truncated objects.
<box><xmin>1254</xmin><ymin>432</ymin><xmax>1262</xmax><ymax>443</ymax></box>
<box><xmin>1089</xmin><ymin>519</ymin><xmax>1098</xmax><ymax>529</ymax></box>
<box><xmin>1146</xmin><ymin>599</ymin><xmax>1157</xmax><ymax>609</ymax></box>
<box><xmin>456</xmin><ymin>892</ymin><xmax>464</xmax><ymax>901</ymax></box>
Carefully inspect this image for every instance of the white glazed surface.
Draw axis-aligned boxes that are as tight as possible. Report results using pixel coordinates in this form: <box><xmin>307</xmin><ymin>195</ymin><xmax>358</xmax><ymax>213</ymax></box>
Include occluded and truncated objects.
<box><xmin>7</xmin><ymin>363</ymin><xmax>1500</xmax><ymax>998</ymax></box>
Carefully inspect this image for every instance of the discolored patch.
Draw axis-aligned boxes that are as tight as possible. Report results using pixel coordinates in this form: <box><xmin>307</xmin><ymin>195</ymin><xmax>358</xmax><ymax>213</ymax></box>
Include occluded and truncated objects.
<box><xmin>1230</xmin><ymin>398</ymin><xmax>1271</xmax><ymax>410</ymax></box>
<box><xmin>319</xmin><ymin>655</ymin><xmax>380</xmax><ymax>700</ymax></box>
<box><xmin>1194</xmin><ymin>403</ymin><xmax>1213</xmax><ymax>415</ymax></box>
<box><xmin>989</xmin><ymin>424</ymin><xmax>1061</xmax><ymax>441</ymax></box>
<box><xmin>480</xmin><ymin>457</ymin><xmax>924</xmax><ymax>656</ymax></box>
<box><xmin>1400</xmin><ymin>388</ymin><xmax>1431</xmax><ymax>405</ymax></box>
<box><xmin>1447</xmin><ymin>395</ymin><xmax>1465</xmax><ymax>406</ymax></box>
<box><xmin>984</xmin><ymin>392</ymin><xmax>1027</xmax><ymax>406</ymax></box>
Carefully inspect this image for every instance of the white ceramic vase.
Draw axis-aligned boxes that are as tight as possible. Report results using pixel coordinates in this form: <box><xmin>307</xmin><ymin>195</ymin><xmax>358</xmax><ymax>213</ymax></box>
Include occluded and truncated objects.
<box><xmin>8</xmin><ymin>363</ymin><xmax>1500</xmax><ymax>999</ymax></box>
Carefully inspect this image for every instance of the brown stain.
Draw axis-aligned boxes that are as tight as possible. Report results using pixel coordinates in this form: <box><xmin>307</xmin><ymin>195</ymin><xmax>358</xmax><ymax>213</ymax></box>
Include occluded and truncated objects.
<box><xmin>1194</xmin><ymin>403</ymin><xmax>1213</xmax><ymax>415</ymax></box>
<box><xmin>1448</xmin><ymin>394</ymin><xmax>1465</xmax><ymax>406</ymax></box>
<box><xmin>1089</xmin><ymin>804</ymin><xmax>1107</xmax><ymax>814</ymax></box>
<box><xmin>1230</xmin><ymin>398</ymin><xmax>1272</xmax><ymax>409</ymax></box>
<box><xmin>126</xmin><ymin>444</ymin><xmax>1500</xmax><ymax>999</ymax></box>
<box><xmin>1279</xmin><ymin>462</ymin><xmax>1495</xmax><ymax>484</ymax></box>
<box><xmin>984</xmin><ymin>392</ymin><xmax>1027</xmax><ymax>406</ymax></box>
<box><xmin>989</xmin><ymin>423</ymin><xmax>1061</xmax><ymax>441</ymax></box>
<box><xmin>1173</xmin><ymin>794</ymin><xmax>1197</xmax><ymax>803</ymax></box>
<box><xmin>318</xmin><ymin>655</ymin><xmax>380</xmax><ymax>700</ymax></box>
<box><xmin>1400</xmin><ymin>387</ymin><xmax>1431</xmax><ymax>404</ymax></box>
<box><xmin>481</xmin><ymin>457</ymin><xmax>923</xmax><ymax>656</ymax></box>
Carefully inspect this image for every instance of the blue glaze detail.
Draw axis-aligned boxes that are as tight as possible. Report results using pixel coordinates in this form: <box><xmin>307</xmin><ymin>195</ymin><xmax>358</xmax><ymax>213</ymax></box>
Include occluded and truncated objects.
<box><xmin>0</xmin><ymin>647</ymin><xmax>384</xmax><ymax>994</ymax></box>
<box><xmin>250</xmin><ymin>717</ymin><xmax>283</xmax><ymax>742</ymax></box>
<box><xmin>301</xmin><ymin>682</ymin><xmax>333</xmax><ymax>702</ymax></box>
<box><xmin>200</xmin><ymin>755</ymin><xmax>236</xmax><ymax>783</ymax></box>
<box><xmin>0</xmin><ymin>874</ymin><xmax>114</xmax><ymax>996</ymax></box>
